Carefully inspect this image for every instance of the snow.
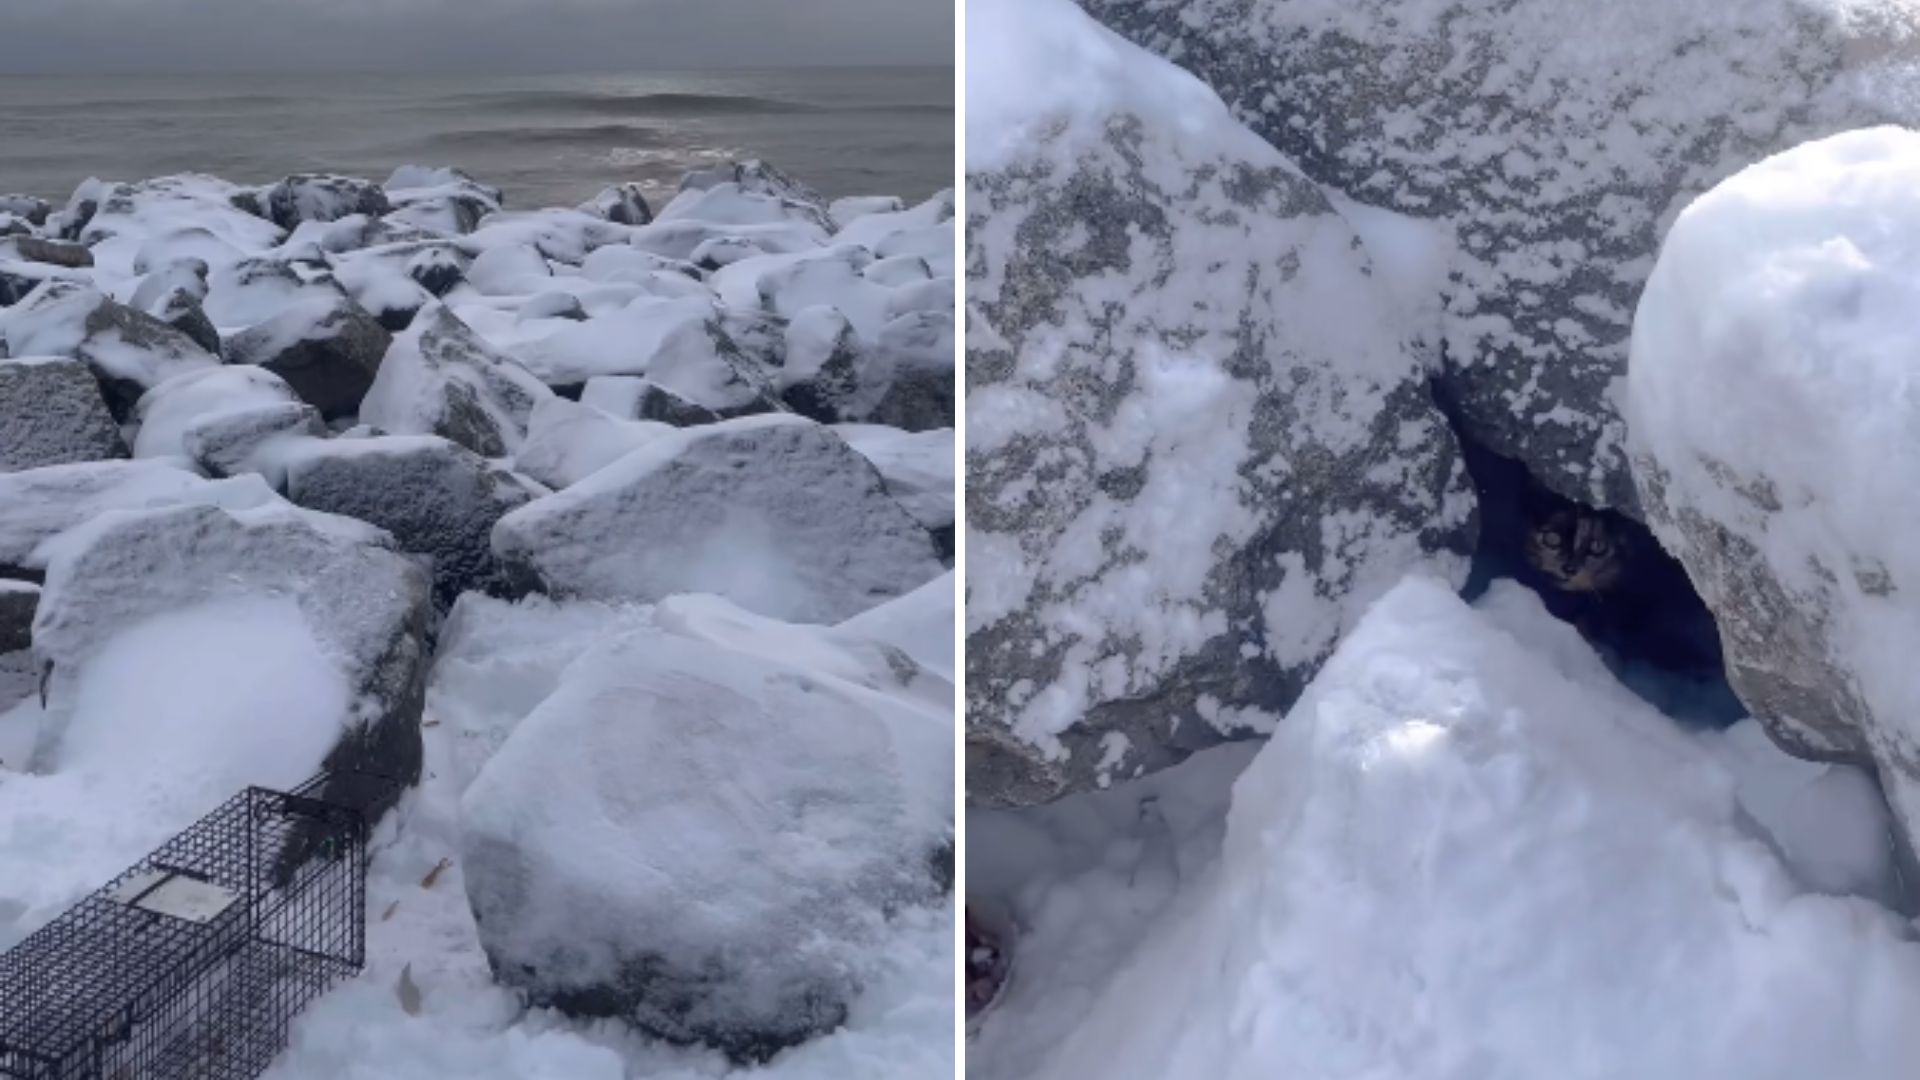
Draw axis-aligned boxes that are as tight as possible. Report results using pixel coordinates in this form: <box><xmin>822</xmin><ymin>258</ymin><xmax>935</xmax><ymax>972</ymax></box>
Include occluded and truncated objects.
<box><xmin>458</xmin><ymin>619</ymin><xmax>950</xmax><ymax>1056</ymax></box>
<box><xmin>833</xmin><ymin>572</ymin><xmax>958</xmax><ymax>682</ymax></box>
<box><xmin>1628</xmin><ymin>125</ymin><xmax>1920</xmax><ymax>844</ymax></box>
<box><xmin>0</xmin><ymin>459</ymin><xmax>279</xmax><ymax>569</ymax></box>
<box><xmin>833</xmin><ymin>424</ymin><xmax>954</xmax><ymax>535</ymax></box>
<box><xmin>512</xmin><ymin>396</ymin><xmax>675</xmax><ymax>489</ymax></box>
<box><xmin>0</xmin><ymin>596</ymin><xmax>349</xmax><ymax>944</ymax></box>
<box><xmin>971</xmin><ymin>576</ymin><xmax>1920</xmax><ymax>1080</ymax></box>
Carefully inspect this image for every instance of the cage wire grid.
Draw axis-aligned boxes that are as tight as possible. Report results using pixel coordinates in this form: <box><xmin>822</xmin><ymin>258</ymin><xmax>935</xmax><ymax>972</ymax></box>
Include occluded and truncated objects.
<box><xmin>0</xmin><ymin>776</ymin><xmax>369</xmax><ymax>1079</ymax></box>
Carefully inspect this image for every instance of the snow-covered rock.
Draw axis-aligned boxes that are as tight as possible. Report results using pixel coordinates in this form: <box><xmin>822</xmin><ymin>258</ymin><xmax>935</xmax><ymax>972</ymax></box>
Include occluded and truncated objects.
<box><xmin>0</xmin><ymin>357</ymin><xmax>127</xmax><ymax>471</ymax></box>
<box><xmin>512</xmin><ymin>396</ymin><xmax>674</xmax><ymax>489</ymax></box>
<box><xmin>0</xmin><ymin>282</ymin><xmax>219</xmax><ymax>418</ymax></box>
<box><xmin>31</xmin><ymin>501</ymin><xmax>431</xmax><ymax>820</ymax></box>
<box><xmin>1628</xmin><ymin>125</ymin><xmax>1920</xmax><ymax>870</ymax></box>
<box><xmin>0</xmin><ymin>195</ymin><xmax>50</xmax><ymax>227</ymax></box>
<box><xmin>223</xmin><ymin>293</ymin><xmax>392</xmax><ymax>420</ymax></box>
<box><xmin>1004</xmin><ymin>576</ymin><xmax>1920</xmax><ymax>1079</ymax></box>
<box><xmin>579</xmin><ymin>182</ymin><xmax>654</xmax><ymax>226</ymax></box>
<box><xmin>835</xmin><ymin>424</ymin><xmax>954</xmax><ymax>559</ymax></box>
<box><xmin>492</xmin><ymin>415</ymin><xmax>944</xmax><ymax>623</ymax></box>
<box><xmin>833</xmin><ymin>571</ymin><xmax>955</xmax><ymax>681</ymax></box>
<box><xmin>579</xmin><ymin>375</ymin><xmax>723</xmax><ymax>427</ymax></box>
<box><xmin>965</xmin><ymin>0</ymin><xmax>1475</xmax><ymax>806</ymax></box>
<box><xmin>0</xmin><ymin>460</ymin><xmax>274</xmax><ymax>572</ymax></box>
<box><xmin>262</xmin><ymin>173</ymin><xmax>392</xmax><ymax>230</ymax></box>
<box><xmin>383</xmin><ymin>166</ymin><xmax>502</xmax><ymax>237</ymax></box>
<box><xmin>460</xmin><ymin>597</ymin><xmax>950</xmax><ymax>1061</ymax></box>
<box><xmin>360</xmin><ymin>303</ymin><xmax>551</xmax><ymax>457</ymax></box>
<box><xmin>182</xmin><ymin>400</ymin><xmax>326</xmax><ymax>484</ymax></box>
<box><xmin>1078</xmin><ymin>0</ymin><xmax>1920</xmax><ymax>513</ymax></box>
<box><xmin>129</xmin><ymin>364</ymin><xmax>305</xmax><ymax>461</ymax></box>
<box><xmin>1</xmin><ymin>237</ymin><xmax>92</xmax><ymax>269</ymax></box>
<box><xmin>128</xmin><ymin>258</ymin><xmax>221</xmax><ymax>354</ymax></box>
<box><xmin>285</xmin><ymin>436</ymin><xmax>543</xmax><ymax>609</ymax></box>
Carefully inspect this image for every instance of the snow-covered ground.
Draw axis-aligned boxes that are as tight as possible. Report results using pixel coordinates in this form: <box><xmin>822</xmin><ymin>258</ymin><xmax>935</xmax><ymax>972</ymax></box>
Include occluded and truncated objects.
<box><xmin>969</xmin><ymin>577</ymin><xmax>1919</xmax><ymax>1080</ymax></box>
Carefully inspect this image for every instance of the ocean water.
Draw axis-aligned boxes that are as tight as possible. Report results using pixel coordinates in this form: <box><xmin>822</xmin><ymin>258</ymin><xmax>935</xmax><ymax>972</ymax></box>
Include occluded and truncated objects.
<box><xmin>0</xmin><ymin>67</ymin><xmax>952</xmax><ymax>211</ymax></box>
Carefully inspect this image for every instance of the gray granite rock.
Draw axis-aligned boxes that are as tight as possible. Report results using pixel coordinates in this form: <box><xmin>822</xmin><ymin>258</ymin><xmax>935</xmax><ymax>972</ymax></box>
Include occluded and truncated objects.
<box><xmin>966</xmin><ymin>1</ymin><xmax>1475</xmax><ymax>806</ymax></box>
<box><xmin>0</xmin><ymin>358</ymin><xmax>128</xmax><ymax>471</ymax></box>
<box><xmin>1077</xmin><ymin>0</ymin><xmax>1920</xmax><ymax>513</ymax></box>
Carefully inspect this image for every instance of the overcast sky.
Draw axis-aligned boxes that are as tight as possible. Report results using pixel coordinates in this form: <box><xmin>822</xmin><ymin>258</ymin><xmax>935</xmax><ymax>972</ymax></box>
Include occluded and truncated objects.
<box><xmin>0</xmin><ymin>0</ymin><xmax>953</xmax><ymax>74</ymax></box>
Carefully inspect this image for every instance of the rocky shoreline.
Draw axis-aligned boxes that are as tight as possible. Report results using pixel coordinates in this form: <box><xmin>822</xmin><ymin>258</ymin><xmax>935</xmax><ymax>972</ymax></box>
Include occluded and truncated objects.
<box><xmin>0</xmin><ymin>158</ymin><xmax>955</xmax><ymax>1064</ymax></box>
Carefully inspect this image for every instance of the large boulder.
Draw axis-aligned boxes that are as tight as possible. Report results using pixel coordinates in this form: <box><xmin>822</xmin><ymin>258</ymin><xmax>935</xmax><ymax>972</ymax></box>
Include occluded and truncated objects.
<box><xmin>0</xmin><ymin>358</ymin><xmax>128</xmax><ymax>471</ymax></box>
<box><xmin>492</xmin><ymin>415</ymin><xmax>945</xmax><ymax>623</ymax></box>
<box><xmin>1628</xmin><ymin>127</ymin><xmax>1920</xmax><ymax>869</ymax></box>
<box><xmin>130</xmin><ymin>364</ymin><xmax>306</xmax><ymax>461</ymax></box>
<box><xmin>460</xmin><ymin>595</ymin><xmax>950</xmax><ymax>1061</ymax></box>
<box><xmin>360</xmin><ymin>303</ymin><xmax>551</xmax><ymax>457</ymax></box>
<box><xmin>284</xmin><ymin>436</ymin><xmax>544</xmax><ymax>609</ymax></box>
<box><xmin>224</xmin><ymin>294</ymin><xmax>393</xmax><ymax>420</ymax></box>
<box><xmin>30</xmin><ymin>500</ymin><xmax>432</xmax><ymax>819</ymax></box>
<box><xmin>965</xmin><ymin>0</ymin><xmax>1475</xmax><ymax>806</ymax></box>
<box><xmin>262</xmin><ymin>174</ymin><xmax>391</xmax><ymax>230</ymax></box>
<box><xmin>0</xmin><ymin>282</ymin><xmax>219</xmax><ymax>418</ymax></box>
<box><xmin>1077</xmin><ymin>0</ymin><xmax>1920</xmax><ymax>513</ymax></box>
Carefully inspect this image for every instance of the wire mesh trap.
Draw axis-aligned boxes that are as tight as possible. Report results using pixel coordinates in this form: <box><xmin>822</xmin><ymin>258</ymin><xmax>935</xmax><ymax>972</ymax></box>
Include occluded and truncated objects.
<box><xmin>0</xmin><ymin>776</ymin><xmax>369</xmax><ymax>1079</ymax></box>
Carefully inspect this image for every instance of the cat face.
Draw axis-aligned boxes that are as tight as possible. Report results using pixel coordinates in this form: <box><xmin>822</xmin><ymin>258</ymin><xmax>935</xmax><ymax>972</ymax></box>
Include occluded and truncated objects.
<box><xmin>1524</xmin><ymin>509</ymin><xmax>1626</xmax><ymax>593</ymax></box>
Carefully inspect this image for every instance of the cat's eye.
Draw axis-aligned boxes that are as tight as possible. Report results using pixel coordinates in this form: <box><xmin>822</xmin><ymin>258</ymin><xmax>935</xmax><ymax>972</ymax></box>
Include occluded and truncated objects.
<box><xmin>1587</xmin><ymin>538</ymin><xmax>1610</xmax><ymax>556</ymax></box>
<box><xmin>1541</xmin><ymin>533</ymin><xmax>1562</xmax><ymax>549</ymax></box>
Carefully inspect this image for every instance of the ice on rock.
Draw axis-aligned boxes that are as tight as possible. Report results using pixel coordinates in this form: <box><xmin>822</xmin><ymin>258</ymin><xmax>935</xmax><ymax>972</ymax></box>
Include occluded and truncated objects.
<box><xmin>492</xmin><ymin>414</ymin><xmax>944</xmax><ymax>622</ymax></box>
<box><xmin>31</xmin><ymin>499</ymin><xmax>431</xmax><ymax>820</ymax></box>
<box><xmin>0</xmin><ymin>281</ymin><xmax>219</xmax><ymax>418</ymax></box>
<box><xmin>0</xmin><ymin>357</ymin><xmax>128</xmax><ymax>471</ymax></box>
<box><xmin>512</xmin><ymin>396</ymin><xmax>674</xmax><ymax>489</ymax></box>
<box><xmin>459</xmin><ymin>594</ymin><xmax>950</xmax><ymax>1061</ymax></box>
<box><xmin>965</xmin><ymin>0</ymin><xmax>1474</xmax><ymax>805</ymax></box>
<box><xmin>1018</xmin><ymin>577</ymin><xmax>1920</xmax><ymax>1080</ymax></box>
<box><xmin>1078</xmin><ymin>0</ymin><xmax>1920</xmax><ymax>512</ymax></box>
<box><xmin>130</xmin><ymin>364</ymin><xmax>305</xmax><ymax>461</ymax></box>
<box><xmin>1628</xmin><ymin>125</ymin><xmax>1920</xmax><ymax>872</ymax></box>
<box><xmin>360</xmin><ymin>302</ymin><xmax>551</xmax><ymax>457</ymax></box>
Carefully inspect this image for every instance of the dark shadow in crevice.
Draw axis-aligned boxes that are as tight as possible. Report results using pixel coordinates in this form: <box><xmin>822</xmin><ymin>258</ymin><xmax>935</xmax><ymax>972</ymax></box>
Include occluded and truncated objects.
<box><xmin>1445</xmin><ymin>408</ymin><xmax>1745</xmax><ymax>730</ymax></box>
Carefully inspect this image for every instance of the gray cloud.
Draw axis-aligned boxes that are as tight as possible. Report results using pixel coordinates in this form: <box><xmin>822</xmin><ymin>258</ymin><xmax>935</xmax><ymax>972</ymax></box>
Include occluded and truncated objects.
<box><xmin>0</xmin><ymin>0</ymin><xmax>953</xmax><ymax>73</ymax></box>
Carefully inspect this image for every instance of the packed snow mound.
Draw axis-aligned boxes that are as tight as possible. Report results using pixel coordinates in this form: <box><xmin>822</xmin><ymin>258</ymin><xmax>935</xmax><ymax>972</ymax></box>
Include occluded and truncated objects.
<box><xmin>965</xmin><ymin>0</ymin><xmax>1474</xmax><ymax>806</ymax></box>
<box><xmin>459</xmin><ymin>609</ymin><xmax>951</xmax><ymax>1061</ymax></box>
<box><xmin>1629</xmin><ymin>124</ymin><xmax>1920</xmax><ymax>871</ymax></box>
<box><xmin>0</xmin><ymin>357</ymin><xmax>126</xmax><ymax>470</ymax></box>
<box><xmin>492</xmin><ymin>415</ymin><xmax>944</xmax><ymax>623</ymax></box>
<box><xmin>1076</xmin><ymin>0</ymin><xmax>1920</xmax><ymax>513</ymax></box>
<box><xmin>1021</xmin><ymin>576</ymin><xmax>1920</xmax><ymax>1080</ymax></box>
<box><xmin>0</xmin><ymin>595</ymin><xmax>350</xmax><ymax>943</ymax></box>
<box><xmin>29</xmin><ymin>501</ymin><xmax>431</xmax><ymax>817</ymax></box>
